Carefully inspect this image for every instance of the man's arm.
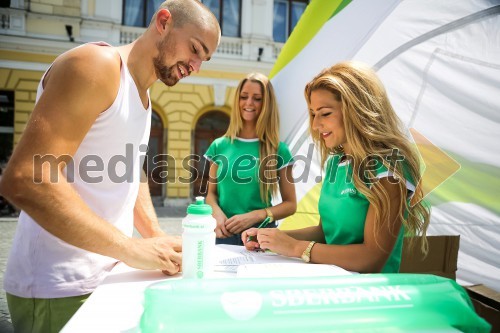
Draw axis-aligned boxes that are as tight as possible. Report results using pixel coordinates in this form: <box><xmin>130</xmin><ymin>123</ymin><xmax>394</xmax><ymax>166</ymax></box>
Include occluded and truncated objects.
<box><xmin>0</xmin><ymin>44</ymin><xmax>180</xmax><ymax>274</ymax></box>
<box><xmin>133</xmin><ymin>171</ymin><xmax>165</xmax><ymax>238</ymax></box>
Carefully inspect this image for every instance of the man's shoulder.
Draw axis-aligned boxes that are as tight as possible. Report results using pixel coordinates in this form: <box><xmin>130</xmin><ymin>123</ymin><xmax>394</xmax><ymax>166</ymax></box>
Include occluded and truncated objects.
<box><xmin>41</xmin><ymin>43</ymin><xmax>123</xmax><ymax>114</ymax></box>
<box><xmin>54</xmin><ymin>43</ymin><xmax>121</xmax><ymax>79</ymax></box>
<box><xmin>65</xmin><ymin>42</ymin><xmax>118</xmax><ymax>59</ymax></box>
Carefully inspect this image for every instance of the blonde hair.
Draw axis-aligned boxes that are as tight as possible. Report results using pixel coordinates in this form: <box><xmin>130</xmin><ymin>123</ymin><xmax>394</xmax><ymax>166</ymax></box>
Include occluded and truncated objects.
<box><xmin>305</xmin><ymin>61</ymin><xmax>430</xmax><ymax>254</ymax></box>
<box><xmin>225</xmin><ymin>73</ymin><xmax>280</xmax><ymax>204</ymax></box>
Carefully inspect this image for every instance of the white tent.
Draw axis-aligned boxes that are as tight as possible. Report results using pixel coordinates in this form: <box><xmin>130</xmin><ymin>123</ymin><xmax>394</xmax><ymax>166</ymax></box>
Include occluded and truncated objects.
<box><xmin>271</xmin><ymin>0</ymin><xmax>500</xmax><ymax>291</ymax></box>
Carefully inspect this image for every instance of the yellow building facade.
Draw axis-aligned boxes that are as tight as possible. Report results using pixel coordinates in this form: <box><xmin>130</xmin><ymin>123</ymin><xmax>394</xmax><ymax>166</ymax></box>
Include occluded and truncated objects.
<box><xmin>0</xmin><ymin>0</ymin><xmax>307</xmax><ymax>206</ymax></box>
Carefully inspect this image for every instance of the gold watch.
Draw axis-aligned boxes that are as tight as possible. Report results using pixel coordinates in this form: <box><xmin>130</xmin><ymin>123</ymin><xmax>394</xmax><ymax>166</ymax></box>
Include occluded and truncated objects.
<box><xmin>264</xmin><ymin>207</ymin><xmax>274</xmax><ymax>223</ymax></box>
<box><xmin>301</xmin><ymin>241</ymin><xmax>316</xmax><ymax>263</ymax></box>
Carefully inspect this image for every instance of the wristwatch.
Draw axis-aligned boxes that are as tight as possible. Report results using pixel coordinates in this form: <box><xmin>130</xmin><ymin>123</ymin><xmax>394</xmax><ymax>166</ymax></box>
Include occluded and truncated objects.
<box><xmin>264</xmin><ymin>207</ymin><xmax>274</xmax><ymax>223</ymax></box>
<box><xmin>301</xmin><ymin>241</ymin><xmax>316</xmax><ymax>263</ymax></box>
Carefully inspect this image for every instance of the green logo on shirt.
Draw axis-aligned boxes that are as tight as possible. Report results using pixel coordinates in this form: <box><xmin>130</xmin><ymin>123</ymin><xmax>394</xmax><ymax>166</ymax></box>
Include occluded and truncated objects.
<box><xmin>340</xmin><ymin>188</ymin><xmax>357</xmax><ymax>195</ymax></box>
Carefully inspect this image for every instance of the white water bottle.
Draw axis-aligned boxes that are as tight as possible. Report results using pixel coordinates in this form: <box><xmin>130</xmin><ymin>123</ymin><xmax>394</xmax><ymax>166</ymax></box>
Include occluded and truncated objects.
<box><xmin>182</xmin><ymin>196</ymin><xmax>216</xmax><ymax>279</ymax></box>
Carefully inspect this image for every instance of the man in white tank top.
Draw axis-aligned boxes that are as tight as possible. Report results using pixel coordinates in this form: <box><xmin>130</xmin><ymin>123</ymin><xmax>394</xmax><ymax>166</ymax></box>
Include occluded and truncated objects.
<box><xmin>0</xmin><ymin>1</ymin><xmax>220</xmax><ymax>332</ymax></box>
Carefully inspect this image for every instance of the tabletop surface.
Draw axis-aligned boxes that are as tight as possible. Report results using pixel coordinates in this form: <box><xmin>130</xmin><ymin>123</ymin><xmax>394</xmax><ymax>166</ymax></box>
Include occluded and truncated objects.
<box><xmin>61</xmin><ymin>245</ymin><xmax>342</xmax><ymax>333</ymax></box>
<box><xmin>61</xmin><ymin>245</ymin><xmax>468</xmax><ymax>333</ymax></box>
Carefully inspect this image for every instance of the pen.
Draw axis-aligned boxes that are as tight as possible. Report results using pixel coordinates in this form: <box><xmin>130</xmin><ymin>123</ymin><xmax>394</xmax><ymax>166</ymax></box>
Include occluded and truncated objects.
<box><xmin>246</xmin><ymin>216</ymin><xmax>272</xmax><ymax>243</ymax></box>
<box><xmin>257</xmin><ymin>216</ymin><xmax>272</xmax><ymax>229</ymax></box>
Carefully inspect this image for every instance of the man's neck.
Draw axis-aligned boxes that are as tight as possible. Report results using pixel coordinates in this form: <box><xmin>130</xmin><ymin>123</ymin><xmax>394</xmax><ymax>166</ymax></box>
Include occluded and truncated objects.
<box><xmin>121</xmin><ymin>38</ymin><xmax>156</xmax><ymax>93</ymax></box>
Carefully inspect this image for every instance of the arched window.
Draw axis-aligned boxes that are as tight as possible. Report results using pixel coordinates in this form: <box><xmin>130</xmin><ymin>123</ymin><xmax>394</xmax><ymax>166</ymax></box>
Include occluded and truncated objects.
<box><xmin>0</xmin><ymin>90</ymin><xmax>14</xmax><ymax>165</ymax></box>
<box><xmin>193</xmin><ymin>111</ymin><xmax>229</xmax><ymax>197</ymax></box>
<box><xmin>144</xmin><ymin>111</ymin><xmax>165</xmax><ymax>196</ymax></box>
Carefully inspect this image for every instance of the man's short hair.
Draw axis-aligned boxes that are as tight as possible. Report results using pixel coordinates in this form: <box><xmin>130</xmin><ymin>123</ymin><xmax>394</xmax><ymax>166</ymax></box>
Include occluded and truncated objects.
<box><xmin>150</xmin><ymin>0</ymin><xmax>216</xmax><ymax>28</ymax></box>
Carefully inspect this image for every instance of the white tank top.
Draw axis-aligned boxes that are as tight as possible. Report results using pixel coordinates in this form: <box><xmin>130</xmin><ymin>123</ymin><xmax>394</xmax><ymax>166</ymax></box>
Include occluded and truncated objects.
<box><xmin>4</xmin><ymin>42</ymin><xmax>152</xmax><ymax>298</ymax></box>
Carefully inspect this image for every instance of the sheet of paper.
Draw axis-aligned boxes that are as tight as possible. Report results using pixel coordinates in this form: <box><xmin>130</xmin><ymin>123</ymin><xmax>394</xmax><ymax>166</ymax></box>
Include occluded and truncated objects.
<box><xmin>218</xmin><ymin>255</ymin><xmax>257</xmax><ymax>265</ymax></box>
<box><xmin>236</xmin><ymin>262</ymin><xmax>353</xmax><ymax>278</ymax></box>
<box><xmin>214</xmin><ymin>245</ymin><xmax>354</xmax><ymax>278</ymax></box>
<box><xmin>213</xmin><ymin>265</ymin><xmax>238</xmax><ymax>273</ymax></box>
<box><xmin>213</xmin><ymin>244</ymin><xmax>301</xmax><ymax>274</ymax></box>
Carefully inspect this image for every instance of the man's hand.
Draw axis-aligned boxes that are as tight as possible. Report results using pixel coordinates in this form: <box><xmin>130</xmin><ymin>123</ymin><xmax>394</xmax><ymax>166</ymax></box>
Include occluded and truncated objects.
<box><xmin>122</xmin><ymin>236</ymin><xmax>182</xmax><ymax>275</ymax></box>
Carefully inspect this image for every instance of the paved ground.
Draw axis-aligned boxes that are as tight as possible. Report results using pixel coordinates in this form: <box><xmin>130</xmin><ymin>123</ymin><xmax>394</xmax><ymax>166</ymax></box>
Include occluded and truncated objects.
<box><xmin>0</xmin><ymin>206</ymin><xmax>185</xmax><ymax>333</ymax></box>
<box><xmin>0</xmin><ymin>218</ymin><xmax>16</xmax><ymax>333</ymax></box>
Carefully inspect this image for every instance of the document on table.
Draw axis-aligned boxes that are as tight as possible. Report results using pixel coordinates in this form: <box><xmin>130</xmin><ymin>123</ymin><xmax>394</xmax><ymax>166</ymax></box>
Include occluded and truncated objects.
<box><xmin>236</xmin><ymin>262</ymin><xmax>352</xmax><ymax>278</ymax></box>
<box><xmin>214</xmin><ymin>244</ymin><xmax>353</xmax><ymax>277</ymax></box>
<box><xmin>214</xmin><ymin>244</ymin><xmax>291</xmax><ymax>272</ymax></box>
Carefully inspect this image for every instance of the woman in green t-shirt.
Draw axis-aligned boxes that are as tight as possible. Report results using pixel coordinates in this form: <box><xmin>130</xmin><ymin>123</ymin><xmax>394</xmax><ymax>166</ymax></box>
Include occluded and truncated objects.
<box><xmin>243</xmin><ymin>62</ymin><xmax>430</xmax><ymax>273</ymax></box>
<box><xmin>205</xmin><ymin>73</ymin><xmax>297</xmax><ymax>245</ymax></box>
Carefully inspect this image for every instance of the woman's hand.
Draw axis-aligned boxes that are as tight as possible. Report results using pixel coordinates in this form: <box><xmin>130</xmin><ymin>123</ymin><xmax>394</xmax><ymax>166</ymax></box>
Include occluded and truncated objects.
<box><xmin>225</xmin><ymin>210</ymin><xmax>264</xmax><ymax>235</ymax></box>
<box><xmin>242</xmin><ymin>228</ymin><xmax>260</xmax><ymax>250</ymax></box>
<box><xmin>214</xmin><ymin>210</ymin><xmax>231</xmax><ymax>238</ymax></box>
<box><xmin>254</xmin><ymin>228</ymin><xmax>303</xmax><ymax>258</ymax></box>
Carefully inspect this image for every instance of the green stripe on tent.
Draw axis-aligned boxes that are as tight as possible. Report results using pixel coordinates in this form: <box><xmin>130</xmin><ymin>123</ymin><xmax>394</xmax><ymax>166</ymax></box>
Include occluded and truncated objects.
<box><xmin>269</xmin><ymin>0</ymin><xmax>352</xmax><ymax>78</ymax></box>
<box><xmin>330</xmin><ymin>0</ymin><xmax>351</xmax><ymax>19</ymax></box>
<box><xmin>426</xmin><ymin>152</ymin><xmax>500</xmax><ymax>215</ymax></box>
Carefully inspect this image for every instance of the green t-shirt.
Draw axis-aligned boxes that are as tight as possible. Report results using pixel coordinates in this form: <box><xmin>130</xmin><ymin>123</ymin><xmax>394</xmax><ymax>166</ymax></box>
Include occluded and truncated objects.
<box><xmin>318</xmin><ymin>154</ymin><xmax>415</xmax><ymax>273</ymax></box>
<box><xmin>205</xmin><ymin>137</ymin><xmax>293</xmax><ymax>218</ymax></box>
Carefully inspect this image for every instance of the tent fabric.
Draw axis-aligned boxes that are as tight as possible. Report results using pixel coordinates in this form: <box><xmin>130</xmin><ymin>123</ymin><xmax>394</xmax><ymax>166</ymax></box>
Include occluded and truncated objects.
<box><xmin>271</xmin><ymin>0</ymin><xmax>500</xmax><ymax>291</ymax></box>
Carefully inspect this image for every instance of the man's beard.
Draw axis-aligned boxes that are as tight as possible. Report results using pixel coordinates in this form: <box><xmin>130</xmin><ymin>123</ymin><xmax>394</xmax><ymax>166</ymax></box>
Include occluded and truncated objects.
<box><xmin>153</xmin><ymin>38</ymin><xmax>179</xmax><ymax>87</ymax></box>
<box><xmin>154</xmin><ymin>61</ymin><xmax>178</xmax><ymax>86</ymax></box>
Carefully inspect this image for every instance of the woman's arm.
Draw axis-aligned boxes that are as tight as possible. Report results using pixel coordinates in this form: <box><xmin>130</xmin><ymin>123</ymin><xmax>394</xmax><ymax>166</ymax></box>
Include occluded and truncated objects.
<box><xmin>266</xmin><ymin>165</ymin><xmax>297</xmax><ymax>220</ymax></box>
<box><xmin>284</xmin><ymin>224</ymin><xmax>325</xmax><ymax>242</ymax></box>
<box><xmin>225</xmin><ymin>165</ymin><xmax>297</xmax><ymax>234</ymax></box>
<box><xmin>243</xmin><ymin>222</ymin><xmax>325</xmax><ymax>252</ymax></box>
<box><xmin>256</xmin><ymin>177</ymin><xmax>403</xmax><ymax>272</ymax></box>
<box><xmin>205</xmin><ymin>162</ymin><xmax>231</xmax><ymax>238</ymax></box>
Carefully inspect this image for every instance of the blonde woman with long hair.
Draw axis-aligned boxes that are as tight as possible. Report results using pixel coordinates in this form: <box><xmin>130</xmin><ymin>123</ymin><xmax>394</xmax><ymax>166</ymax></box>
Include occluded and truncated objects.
<box><xmin>243</xmin><ymin>62</ymin><xmax>430</xmax><ymax>272</ymax></box>
<box><xmin>205</xmin><ymin>73</ymin><xmax>296</xmax><ymax>245</ymax></box>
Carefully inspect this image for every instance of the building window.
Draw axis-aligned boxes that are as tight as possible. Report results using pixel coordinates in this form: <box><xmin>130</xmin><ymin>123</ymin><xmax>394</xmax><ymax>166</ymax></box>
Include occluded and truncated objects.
<box><xmin>201</xmin><ymin>0</ymin><xmax>241</xmax><ymax>37</ymax></box>
<box><xmin>123</xmin><ymin>0</ymin><xmax>163</xmax><ymax>27</ymax></box>
<box><xmin>145</xmin><ymin>111</ymin><xmax>165</xmax><ymax>197</ymax></box>
<box><xmin>273</xmin><ymin>0</ymin><xmax>308</xmax><ymax>43</ymax></box>
<box><xmin>0</xmin><ymin>90</ymin><xmax>14</xmax><ymax>164</ymax></box>
<box><xmin>123</xmin><ymin>0</ymin><xmax>242</xmax><ymax>36</ymax></box>
<box><xmin>193</xmin><ymin>111</ymin><xmax>229</xmax><ymax>197</ymax></box>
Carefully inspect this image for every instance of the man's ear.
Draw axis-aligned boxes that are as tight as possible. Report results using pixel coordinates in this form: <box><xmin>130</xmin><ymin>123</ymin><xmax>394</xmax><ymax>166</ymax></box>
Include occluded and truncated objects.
<box><xmin>155</xmin><ymin>8</ymin><xmax>172</xmax><ymax>34</ymax></box>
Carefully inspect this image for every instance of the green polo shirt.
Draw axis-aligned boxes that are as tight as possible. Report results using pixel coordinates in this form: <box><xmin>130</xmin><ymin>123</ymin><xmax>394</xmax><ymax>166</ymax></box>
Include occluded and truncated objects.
<box><xmin>205</xmin><ymin>137</ymin><xmax>293</xmax><ymax>218</ymax></box>
<box><xmin>318</xmin><ymin>154</ymin><xmax>415</xmax><ymax>273</ymax></box>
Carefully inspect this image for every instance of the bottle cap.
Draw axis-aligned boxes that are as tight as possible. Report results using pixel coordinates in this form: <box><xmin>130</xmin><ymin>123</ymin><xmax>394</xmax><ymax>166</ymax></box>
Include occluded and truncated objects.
<box><xmin>186</xmin><ymin>196</ymin><xmax>213</xmax><ymax>215</ymax></box>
